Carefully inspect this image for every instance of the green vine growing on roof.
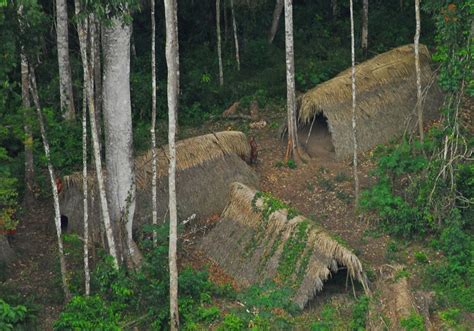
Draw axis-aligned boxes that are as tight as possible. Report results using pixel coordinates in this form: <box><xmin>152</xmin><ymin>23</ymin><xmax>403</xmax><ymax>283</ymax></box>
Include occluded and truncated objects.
<box><xmin>252</xmin><ymin>191</ymin><xmax>300</xmax><ymax>223</ymax></box>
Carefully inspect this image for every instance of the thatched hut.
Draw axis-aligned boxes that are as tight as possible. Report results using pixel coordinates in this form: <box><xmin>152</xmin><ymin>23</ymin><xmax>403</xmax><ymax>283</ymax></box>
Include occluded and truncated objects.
<box><xmin>298</xmin><ymin>44</ymin><xmax>443</xmax><ymax>159</ymax></box>
<box><xmin>60</xmin><ymin>131</ymin><xmax>259</xmax><ymax>242</ymax></box>
<box><xmin>199</xmin><ymin>182</ymin><xmax>369</xmax><ymax>309</ymax></box>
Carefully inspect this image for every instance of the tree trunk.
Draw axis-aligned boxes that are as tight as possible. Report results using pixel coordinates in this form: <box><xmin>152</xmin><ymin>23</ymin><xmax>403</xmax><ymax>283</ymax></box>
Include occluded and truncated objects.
<box><xmin>361</xmin><ymin>0</ymin><xmax>368</xmax><ymax>57</ymax></box>
<box><xmin>20</xmin><ymin>51</ymin><xmax>36</xmax><ymax>205</ymax></box>
<box><xmin>82</xmin><ymin>83</ymin><xmax>90</xmax><ymax>296</ymax></box>
<box><xmin>90</xmin><ymin>15</ymin><xmax>102</xmax><ymax>149</ymax></box>
<box><xmin>414</xmin><ymin>0</ymin><xmax>424</xmax><ymax>143</ymax></box>
<box><xmin>151</xmin><ymin>0</ymin><xmax>158</xmax><ymax>246</ymax></box>
<box><xmin>103</xmin><ymin>15</ymin><xmax>142</xmax><ymax>268</ymax></box>
<box><xmin>0</xmin><ymin>235</ymin><xmax>15</xmax><ymax>265</ymax></box>
<box><xmin>230</xmin><ymin>0</ymin><xmax>240</xmax><ymax>71</ymax></box>
<box><xmin>331</xmin><ymin>0</ymin><xmax>338</xmax><ymax>18</ymax></box>
<box><xmin>55</xmin><ymin>0</ymin><xmax>75</xmax><ymax>120</ymax></box>
<box><xmin>350</xmin><ymin>0</ymin><xmax>360</xmax><ymax>206</ymax></box>
<box><xmin>29</xmin><ymin>65</ymin><xmax>71</xmax><ymax>301</ymax></box>
<box><xmin>283</xmin><ymin>0</ymin><xmax>303</xmax><ymax>163</ymax></box>
<box><xmin>268</xmin><ymin>0</ymin><xmax>283</xmax><ymax>44</ymax></box>
<box><xmin>216</xmin><ymin>0</ymin><xmax>224</xmax><ymax>86</ymax></box>
<box><xmin>74</xmin><ymin>0</ymin><xmax>118</xmax><ymax>268</ymax></box>
<box><xmin>164</xmin><ymin>0</ymin><xmax>180</xmax><ymax>328</ymax></box>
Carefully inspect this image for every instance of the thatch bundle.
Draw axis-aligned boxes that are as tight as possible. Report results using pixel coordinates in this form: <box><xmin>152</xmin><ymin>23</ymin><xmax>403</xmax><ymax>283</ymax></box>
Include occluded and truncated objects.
<box><xmin>298</xmin><ymin>44</ymin><xmax>443</xmax><ymax>159</ymax></box>
<box><xmin>199</xmin><ymin>182</ymin><xmax>369</xmax><ymax>309</ymax></box>
<box><xmin>60</xmin><ymin>131</ymin><xmax>259</xmax><ymax>241</ymax></box>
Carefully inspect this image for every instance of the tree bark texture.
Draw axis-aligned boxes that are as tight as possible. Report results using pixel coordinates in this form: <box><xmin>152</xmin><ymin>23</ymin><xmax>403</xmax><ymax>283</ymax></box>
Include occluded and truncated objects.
<box><xmin>55</xmin><ymin>0</ymin><xmax>75</xmax><ymax>120</ymax></box>
<box><xmin>90</xmin><ymin>15</ymin><xmax>102</xmax><ymax>147</ymax></box>
<box><xmin>0</xmin><ymin>235</ymin><xmax>15</xmax><ymax>264</ymax></box>
<box><xmin>216</xmin><ymin>0</ymin><xmax>224</xmax><ymax>86</ymax></box>
<box><xmin>102</xmin><ymin>15</ymin><xmax>142</xmax><ymax>268</ymax></box>
<box><xmin>82</xmin><ymin>82</ymin><xmax>90</xmax><ymax>296</ymax></box>
<box><xmin>74</xmin><ymin>0</ymin><xmax>118</xmax><ymax>268</ymax></box>
<box><xmin>164</xmin><ymin>0</ymin><xmax>180</xmax><ymax>328</ymax></box>
<box><xmin>414</xmin><ymin>0</ymin><xmax>424</xmax><ymax>142</ymax></box>
<box><xmin>29</xmin><ymin>66</ymin><xmax>71</xmax><ymax>301</ymax></box>
<box><xmin>151</xmin><ymin>0</ymin><xmax>158</xmax><ymax>246</ymax></box>
<box><xmin>268</xmin><ymin>0</ymin><xmax>283</xmax><ymax>44</ymax></box>
<box><xmin>230</xmin><ymin>0</ymin><xmax>240</xmax><ymax>71</ymax></box>
<box><xmin>350</xmin><ymin>0</ymin><xmax>360</xmax><ymax>205</ymax></box>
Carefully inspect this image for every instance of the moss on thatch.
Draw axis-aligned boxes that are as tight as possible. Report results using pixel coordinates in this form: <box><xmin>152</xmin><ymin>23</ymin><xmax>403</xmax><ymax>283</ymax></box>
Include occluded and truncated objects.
<box><xmin>298</xmin><ymin>44</ymin><xmax>443</xmax><ymax>159</ymax></box>
<box><xmin>199</xmin><ymin>182</ymin><xmax>369</xmax><ymax>309</ymax></box>
<box><xmin>60</xmin><ymin>131</ymin><xmax>258</xmax><ymax>241</ymax></box>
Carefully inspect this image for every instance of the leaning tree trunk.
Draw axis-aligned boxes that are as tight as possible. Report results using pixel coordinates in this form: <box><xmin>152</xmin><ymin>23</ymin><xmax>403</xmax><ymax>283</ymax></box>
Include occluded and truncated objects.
<box><xmin>284</xmin><ymin>0</ymin><xmax>303</xmax><ymax>163</ymax></box>
<box><xmin>414</xmin><ymin>0</ymin><xmax>424</xmax><ymax>143</ymax></box>
<box><xmin>29</xmin><ymin>65</ymin><xmax>71</xmax><ymax>301</ymax></box>
<box><xmin>350</xmin><ymin>0</ymin><xmax>360</xmax><ymax>205</ymax></box>
<box><xmin>20</xmin><ymin>51</ymin><xmax>36</xmax><ymax>205</ymax></box>
<box><xmin>230</xmin><ymin>0</ymin><xmax>240</xmax><ymax>71</ymax></box>
<box><xmin>216</xmin><ymin>0</ymin><xmax>224</xmax><ymax>86</ymax></box>
<box><xmin>164</xmin><ymin>0</ymin><xmax>180</xmax><ymax>328</ymax></box>
<box><xmin>103</xmin><ymin>15</ymin><xmax>142</xmax><ymax>268</ymax></box>
<box><xmin>361</xmin><ymin>0</ymin><xmax>368</xmax><ymax>57</ymax></box>
<box><xmin>90</xmin><ymin>14</ymin><xmax>102</xmax><ymax>149</ymax></box>
<box><xmin>55</xmin><ymin>0</ymin><xmax>75</xmax><ymax>120</ymax></box>
<box><xmin>151</xmin><ymin>0</ymin><xmax>158</xmax><ymax>246</ymax></box>
<box><xmin>268</xmin><ymin>0</ymin><xmax>283</xmax><ymax>44</ymax></box>
<box><xmin>74</xmin><ymin>0</ymin><xmax>118</xmax><ymax>268</ymax></box>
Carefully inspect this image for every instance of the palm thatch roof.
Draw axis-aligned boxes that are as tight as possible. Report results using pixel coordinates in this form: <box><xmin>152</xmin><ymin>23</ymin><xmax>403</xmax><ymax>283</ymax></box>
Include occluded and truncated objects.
<box><xmin>60</xmin><ymin>131</ymin><xmax>258</xmax><ymax>241</ymax></box>
<box><xmin>199</xmin><ymin>182</ymin><xmax>369</xmax><ymax>309</ymax></box>
<box><xmin>298</xmin><ymin>44</ymin><xmax>443</xmax><ymax>159</ymax></box>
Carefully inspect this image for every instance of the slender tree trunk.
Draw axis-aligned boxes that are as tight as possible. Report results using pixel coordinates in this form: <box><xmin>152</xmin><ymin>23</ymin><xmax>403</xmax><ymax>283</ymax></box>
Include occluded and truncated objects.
<box><xmin>55</xmin><ymin>0</ymin><xmax>75</xmax><ymax>120</ymax></box>
<box><xmin>216</xmin><ymin>0</ymin><xmax>224</xmax><ymax>86</ymax></box>
<box><xmin>103</xmin><ymin>15</ymin><xmax>141</xmax><ymax>268</ymax></box>
<box><xmin>29</xmin><ymin>66</ymin><xmax>71</xmax><ymax>301</ymax></box>
<box><xmin>74</xmin><ymin>0</ymin><xmax>118</xmax><ymax>268</ymax></box>
<box><xmin>151</xmin><ymin>0</ymin><xmax>158</xmax><ymax>246</ymax></box>
<box><xmin>331</xmin><ymin>0</ymin><xmax>338</xmax><ymax>18</ymax></box>
<box><xmin>82</xmin><ymin>83</ymin><xmax>90</xmax><ymax>296</ymax></box>
<box><xmin>361</xmin><ymin>0</ymin><xmax>368</xmax><ymax>57</ymax></box>
<box><xmin>164</xmin><ymin>0</ymin><xmax>180</xmax><ymax>328</ymax></box>
<box><xmin>268</xmin><ymin>0</ymin><xmax>283</xmax><ymax>44</ymax></box>
<box><xmin>223</xmin><ymin>0</ymin><xmax>228</xmax><ymax>42</ymax></box>
<box><xmin>414</xmin><ymin>0</ymin><xmax>424</xmax><ymax>143</ymax></box>
<box><xmin>90</xmin><ymin>15</ymin><xmax>102</xmax><ymax>148</ymax></box>
<box><xmin>350</xmin><ymin>0</ymin><xmax>360</xmax><ymax>206</ymax></box>
<box><xmin>283</xmin><ymin>0</ymin><xmax>302</xmax><ymax>163</ymax></box>
<box><xmin>230</xmin><ymin>0</ymin><xmax>240</xmax><ymax>71</ymax></box>
<box><xmin>20</xmin><ymin>51</ymin><xmax>36</xmax><ymax>205</ymax></box>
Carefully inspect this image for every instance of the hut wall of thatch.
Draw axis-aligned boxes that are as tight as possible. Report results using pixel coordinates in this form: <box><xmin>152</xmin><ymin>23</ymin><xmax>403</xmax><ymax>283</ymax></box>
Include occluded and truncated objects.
<box><xmin>199</xmin><ymin>182</ymin><xmax>369</xmax><ymax>308</ymax></box>
<box><xmin>298</xmin><ymin>44</ymin><xmax>444</xmax><ymax>159</ymax></box>
<box><xmin>60</xmin><ymin>132</ymin><xmax>259</xmax><ymax>242</ymax></box>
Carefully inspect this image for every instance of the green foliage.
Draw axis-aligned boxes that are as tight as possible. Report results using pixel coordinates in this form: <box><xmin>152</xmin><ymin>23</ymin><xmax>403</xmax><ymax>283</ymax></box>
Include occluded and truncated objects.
<box><xmin>277</xmin><ymin>221</ymin><xmax>309</xmax><ymax>284</ymax></box>
<box><xmin>252</xmin><ymin>191</ymin><xmax>299</xmax><ymax>222</ymax></box>
<box><xmin>0</xmin><ymin>299</ymin><xmax>28</xmax><ymax>330</ymax></box>
<box><xmin>349</xmin><ymin>295</ymin><xmax>369</xmax><ymax>331</ymax></box>
<box><xmin>399</xmin><ymin>312</ymin><xmax>425</xmax><ymax>331</ymax></box>
<box><xmin>218</xmin><ymin>313</ymin><xmax>244</xmax><ymax>331</ymax></box>
<box><xmin>310</xmin><ymin>305</ymin><xmax>342</xmax><ymax>331</ymax></box>
<box><xmin>414</xmin><ymin>251</ymin><xmax>429</xmax><ymax>264</ymax></box>
<box><xmin>286</xmin><ymin>159</ymin><xmax>297</xmax><ymax>169</ymax></box>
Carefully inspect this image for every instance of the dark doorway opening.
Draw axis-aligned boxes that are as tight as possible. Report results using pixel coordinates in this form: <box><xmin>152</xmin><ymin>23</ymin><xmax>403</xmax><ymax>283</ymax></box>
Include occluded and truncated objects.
<box><xmin>298</xmin><ymin>113</ymin><xmax>335</xmax><ymax>158</ymax></box>
<box><xmin>60</xmin><ymin>215</ymin><xmax>69</xmax><ymax>232</ymax></box>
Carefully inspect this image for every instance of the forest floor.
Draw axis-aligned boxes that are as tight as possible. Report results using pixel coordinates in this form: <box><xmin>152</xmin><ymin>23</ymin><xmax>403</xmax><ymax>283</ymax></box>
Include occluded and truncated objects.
<box><xmin>1</xmin><ymin>107</ymin><xmax>467</xmax><ymax>329</ymax></box>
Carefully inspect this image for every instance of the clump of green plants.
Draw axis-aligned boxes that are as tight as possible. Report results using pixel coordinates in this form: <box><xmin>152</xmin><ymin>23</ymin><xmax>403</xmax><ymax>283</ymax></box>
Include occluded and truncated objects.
<box><xmin>310</xmin><ymin>304</ymin><xmax>343</xmax><ymax>330</ymax></box>
<box><xmin>349</xmin><ymin>295</ymin><xmax>369</xmax><ymax>331</ymax></box>
<box><xmin>0</xmin><ymin>299</ymin><xmax>28</xmax><ymax>330</ymax></box>
<box><xmin>399</xmin><ymin>312</ymin><xmax>425</xmax><ymax>331</ymax></box>
<box><xmin>277</xmin><ymin>221</ymin><xmax>309</xmax><ymax>284</ymax></box>
<box><xmin>252</xmin><ymin>191</ymin><xmax>299</xmax><ymax>222</ymax></box>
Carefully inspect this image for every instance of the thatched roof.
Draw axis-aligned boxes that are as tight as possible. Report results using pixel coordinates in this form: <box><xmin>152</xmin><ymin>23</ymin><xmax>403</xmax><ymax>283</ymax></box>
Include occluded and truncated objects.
<box><xmin>64</xmin><ymin>131</ymin><xmax>251</xmax><ymax>190</ymax></box>
<box><xmin>60</xmin><ymin>132</ymin><xmax>259</xmax><ymax>241</ymax></box>
<box><xmin>297</xmin><ymin>44</ymin><xmax>443</xmax><ymax>159</ymax></box>
<box><xmin>199</xmin><ymin>182</ymin><xmax>369</xmax><ymax>309</ymax></box>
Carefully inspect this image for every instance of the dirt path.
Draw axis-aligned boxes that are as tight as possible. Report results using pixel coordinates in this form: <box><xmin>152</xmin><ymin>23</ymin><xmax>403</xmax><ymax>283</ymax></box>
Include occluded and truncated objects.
<box><xmin>1</xmin><ymin>199</ymin><xmax>62</xmax><ymax>329</ymax></box>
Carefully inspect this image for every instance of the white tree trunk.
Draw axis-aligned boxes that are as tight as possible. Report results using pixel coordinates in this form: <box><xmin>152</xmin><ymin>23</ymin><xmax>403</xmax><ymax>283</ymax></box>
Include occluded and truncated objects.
<box><xmin>268</xmin><ymin>0</ymin><xmax>283</xmax><ymax>44</ymax></box>
<box><xmin>164</xmin><ymin>0</ymin><xmax>180</xmax><ymax>328</ymax></box>
<box><xmin>103</xmin><ymin>16</ymin><xmax>141</xmax><ymax>267</ymax></box>
<box><xmin>82</xmin><ymin>83</ymin><xmax>90</xmax><ymax>296</ymax></box>
<box><xmin>414</xmin><ymin>0</ymin><xmax>424</xmax><ymax>142</ymax></box>
<box><xmin>350</xmin><ymin>0</ymin><xmax>360</xmax><ymax>205</ymax></box>
<box><xmin>90</xmin><ymin>15</ymin><xmax>102</xmax><ymax>149</ymax></box>
<box><xmin>361</xmin><ymin>0</ymin><xmax>368</xmax><ymax>55</ymax></box>
<box><xmin>230</xmin><ymin>0</ymin><xmax>240</xmax><ymax>71</ymax></box>
<box><xmin>74</xmin><ymin>0</ymin><xmax>118</xmax><ymax>268</ymax></box>
<box><xmin>216</xmin><ymin>0</ymin><xmax>224</xmax><ymax>86</ymax></box>
<box><xmin>284</xmin><ymin>0</ymin><xmax>299</xmax><ymax>162</ymax></box>
<box><xmin>55</xmin><ymin>0</ymin><xmax>75</xmax><ymax>120</ymax></box>
<box><xmin>20</xmin><ymin>51</ymin><xmax>36</xmax><ymax>205</ymax></box>
<box><xmin>151</xmin><ymin>0</ymin><xmax>158</xmax><ymax>246</ymax></box>
<box><xmin>29</xmin><ymin>66</ymin><xmax>71</xmax><ymax>301</ymax></box>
